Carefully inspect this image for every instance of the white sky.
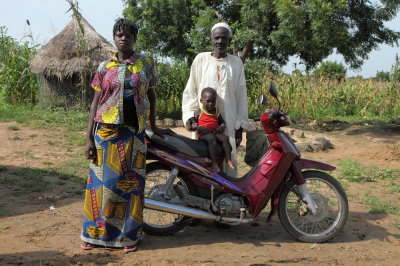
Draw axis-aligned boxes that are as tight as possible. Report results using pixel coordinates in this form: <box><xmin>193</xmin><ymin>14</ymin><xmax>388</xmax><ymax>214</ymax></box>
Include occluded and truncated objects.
<box><xmin>1</xmin><ymin>0</ymin><xmax>399</xmax><ymax>78</ymax></box>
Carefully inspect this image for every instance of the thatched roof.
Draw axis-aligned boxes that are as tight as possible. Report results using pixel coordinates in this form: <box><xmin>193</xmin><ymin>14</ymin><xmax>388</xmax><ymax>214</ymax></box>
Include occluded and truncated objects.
<box><xmin>30</xmin><ymin>15</ymin><xmax>115</xmax><ymax>80</ymax></box>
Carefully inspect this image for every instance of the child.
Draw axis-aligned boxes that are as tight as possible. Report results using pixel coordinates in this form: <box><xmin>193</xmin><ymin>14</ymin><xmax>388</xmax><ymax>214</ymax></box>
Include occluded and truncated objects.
<box><xmin>186</xmin><ymin>87</ymin><xmax>236</xmax><ymax>173</ymax></box>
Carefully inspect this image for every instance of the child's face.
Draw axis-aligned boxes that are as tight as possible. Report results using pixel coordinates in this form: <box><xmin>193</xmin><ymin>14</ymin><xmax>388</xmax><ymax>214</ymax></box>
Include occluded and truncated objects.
<box><xmin>201</xmin><ymin>92</ymin><xmax>216</xmax><ymax>112</ymax></box>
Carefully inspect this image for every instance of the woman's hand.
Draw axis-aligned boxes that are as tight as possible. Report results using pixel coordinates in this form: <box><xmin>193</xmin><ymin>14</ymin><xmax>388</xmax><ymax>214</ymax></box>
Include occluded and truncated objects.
<box><xmin>85</xmin><ymin>138</ymin><xmax>97</xmax><ymax>160</ymax></box>
<box><xmin>152</xmin><ymin>126</ymin><xmax>176</xmax><ymax>138</ymax></box>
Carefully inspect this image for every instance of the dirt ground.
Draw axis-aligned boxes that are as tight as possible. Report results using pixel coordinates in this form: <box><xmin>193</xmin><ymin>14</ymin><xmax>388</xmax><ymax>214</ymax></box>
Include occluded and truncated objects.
<box><xmin>0</xmin><ymin>121</ymin><xmax>399</xmax><ymax>266</ymax></box>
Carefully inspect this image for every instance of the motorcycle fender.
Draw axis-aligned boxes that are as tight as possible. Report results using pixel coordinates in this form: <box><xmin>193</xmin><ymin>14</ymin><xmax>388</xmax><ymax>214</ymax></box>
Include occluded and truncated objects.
<box><xmin>296</xmin><ymin>158</ymin><xmax>336</xmax><ymax>171</ymax></box>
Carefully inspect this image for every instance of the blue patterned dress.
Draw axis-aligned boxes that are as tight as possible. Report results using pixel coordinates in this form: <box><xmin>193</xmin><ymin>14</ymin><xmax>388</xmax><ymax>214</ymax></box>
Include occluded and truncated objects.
<box><xmin>81</xmin><ymin>53</ymin><xmax>158</xmax><ymax>247</ymax></box>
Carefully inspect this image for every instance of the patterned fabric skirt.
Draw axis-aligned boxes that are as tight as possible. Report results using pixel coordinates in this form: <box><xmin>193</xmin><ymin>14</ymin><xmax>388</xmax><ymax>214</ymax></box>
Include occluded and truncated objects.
<box><xmin>81</xmin><ymin>124</ymin><xmax>146</xmax><ymax>247</ymax></box>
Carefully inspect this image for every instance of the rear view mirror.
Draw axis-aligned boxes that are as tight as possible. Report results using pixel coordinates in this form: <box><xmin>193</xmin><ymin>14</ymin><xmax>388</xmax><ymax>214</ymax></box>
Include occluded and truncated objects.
<box><xmin>269</xmin><ymin>81</ymin><xmax>279</xmax><ymax>99</ymax></box>
<box><xmin>258</xmin><ymin>94</ymin><xmax>267</xmax><ymax>105</ymax></box>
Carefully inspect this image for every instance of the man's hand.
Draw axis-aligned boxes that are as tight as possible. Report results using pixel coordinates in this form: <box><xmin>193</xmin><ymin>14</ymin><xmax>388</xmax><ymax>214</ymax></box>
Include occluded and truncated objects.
<box><xmin>235</xmin><ymin>127</ymin><xmax>243</xmax><ymax>148</ymax></box>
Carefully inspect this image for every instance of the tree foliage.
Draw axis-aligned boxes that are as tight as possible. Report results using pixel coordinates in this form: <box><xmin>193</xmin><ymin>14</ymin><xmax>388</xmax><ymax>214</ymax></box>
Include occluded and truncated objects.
<box><xmin>123</xmin><ymin>0</ymin><xmax>400</xmax><ymax>69</ymax></box>
<box><xmin>390</xmin><ymin>54</ymin><xmax>400</xmax><ymax>82</ymax></box>
<box><xmin>313</xmin><ymin>61</ymin><xmax>347</xmax><ymax>80</ymax></box>
<box><xmin>375</xmin><ymin>71</ymin><xmax>391</xmax><ymax>82</ymax></box>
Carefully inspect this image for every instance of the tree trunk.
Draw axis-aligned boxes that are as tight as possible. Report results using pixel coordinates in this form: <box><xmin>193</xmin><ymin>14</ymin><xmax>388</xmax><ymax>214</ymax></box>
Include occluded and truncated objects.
<box><xmin>240</xmin><ymin>41</ymin><xmax>253</xmax><ymax>63</ymax></box>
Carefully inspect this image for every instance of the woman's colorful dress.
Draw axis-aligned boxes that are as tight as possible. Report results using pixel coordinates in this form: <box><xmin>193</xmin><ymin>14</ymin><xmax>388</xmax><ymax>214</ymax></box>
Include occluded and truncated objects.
<box><xmin>81</xmin><ymin>53</ymin><xmax>158</xmax><ymax>247</ymax></box>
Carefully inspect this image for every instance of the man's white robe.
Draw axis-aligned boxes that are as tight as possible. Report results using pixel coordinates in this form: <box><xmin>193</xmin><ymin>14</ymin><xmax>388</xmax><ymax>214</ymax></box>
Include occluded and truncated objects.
<box><xmin>182</xmin><ymin>52</ymin><xmax>249</xmax><ymax>177</ymax></box>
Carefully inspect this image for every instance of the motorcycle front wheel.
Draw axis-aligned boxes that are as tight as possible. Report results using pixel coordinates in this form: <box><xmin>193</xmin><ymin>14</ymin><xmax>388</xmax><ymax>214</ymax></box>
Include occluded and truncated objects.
<box><xmin>278</xmin><ymin>170</ymin><xmax>348</xmax><ymax>243</ymax></box>
<box><xmin>143</xmin><ymin>162</ymin><xmax>194</xmax><ymax>236</ymax></box>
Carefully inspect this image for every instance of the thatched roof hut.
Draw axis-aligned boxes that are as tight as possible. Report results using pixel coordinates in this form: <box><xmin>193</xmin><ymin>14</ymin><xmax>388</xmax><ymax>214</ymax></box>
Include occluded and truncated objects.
<box><xmin>30</xmin><ymin>14</ymin><xmax>115</xmax><ymax>107</ymax></box>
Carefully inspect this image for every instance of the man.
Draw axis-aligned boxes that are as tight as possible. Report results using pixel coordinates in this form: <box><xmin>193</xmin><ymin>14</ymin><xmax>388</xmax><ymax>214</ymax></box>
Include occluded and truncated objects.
<box><xmin>182</xmin><ymin>22</ymin><xmax>249</xmax><ymax>177</ymax></box>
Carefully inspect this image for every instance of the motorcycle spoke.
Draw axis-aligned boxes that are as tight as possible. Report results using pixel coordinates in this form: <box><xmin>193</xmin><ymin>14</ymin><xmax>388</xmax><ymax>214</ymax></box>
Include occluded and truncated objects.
<box><xmin>284</xmin><ymin>177</ymin><xmax>345</xmax><ymax>237</ymax></box>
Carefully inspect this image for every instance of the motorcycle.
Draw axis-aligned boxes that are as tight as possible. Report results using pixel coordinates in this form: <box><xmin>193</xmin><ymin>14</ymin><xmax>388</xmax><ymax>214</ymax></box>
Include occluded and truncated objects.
<box><xmin>143</xmin><ymin>81</ymin><xmax>348</xmax><ymax>243</ymax></box>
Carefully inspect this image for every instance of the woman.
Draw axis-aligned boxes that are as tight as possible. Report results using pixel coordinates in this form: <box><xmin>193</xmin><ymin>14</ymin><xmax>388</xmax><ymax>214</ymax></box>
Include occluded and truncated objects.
<box><xmin>80</xmin><ymin>18</ymin><xmax>173</xmax><ymax>252</ymax></box>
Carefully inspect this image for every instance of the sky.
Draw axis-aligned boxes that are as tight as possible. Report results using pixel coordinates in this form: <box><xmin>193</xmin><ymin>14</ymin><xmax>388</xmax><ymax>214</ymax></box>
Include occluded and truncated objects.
<box><xmin>1</xmin><ymin>0</ymin><xmax>399</xmax><ymax>78</ymax></box>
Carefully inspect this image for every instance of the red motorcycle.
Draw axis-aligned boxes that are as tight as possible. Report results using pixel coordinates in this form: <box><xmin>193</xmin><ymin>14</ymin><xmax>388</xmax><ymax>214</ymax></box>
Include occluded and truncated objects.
<box><xmin>144</xmin><ymin>82</ymin><xmax>348</xmax><ymax>243</ymax></box>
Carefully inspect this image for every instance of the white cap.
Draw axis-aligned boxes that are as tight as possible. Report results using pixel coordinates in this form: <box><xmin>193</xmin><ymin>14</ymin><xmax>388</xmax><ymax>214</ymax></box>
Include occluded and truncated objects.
<box><xmin>211</xmin><ymin>22</ymin><xmax>232</xmax><ymax>37</ymax></box>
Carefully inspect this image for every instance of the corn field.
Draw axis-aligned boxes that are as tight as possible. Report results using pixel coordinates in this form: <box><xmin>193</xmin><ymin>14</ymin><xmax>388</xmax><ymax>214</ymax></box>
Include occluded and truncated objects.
<box><xmin>238</xmin><ymin>70</ymin><xmax>400</xmax><ymax>121</ymax></box>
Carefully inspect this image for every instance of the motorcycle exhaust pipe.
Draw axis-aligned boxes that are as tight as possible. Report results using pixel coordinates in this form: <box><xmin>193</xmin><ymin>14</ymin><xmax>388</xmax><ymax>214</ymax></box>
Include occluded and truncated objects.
<box><xmin>144</xmin><ymin>198</ymin><xmax>253</xmax><ymax>224</ymax></box>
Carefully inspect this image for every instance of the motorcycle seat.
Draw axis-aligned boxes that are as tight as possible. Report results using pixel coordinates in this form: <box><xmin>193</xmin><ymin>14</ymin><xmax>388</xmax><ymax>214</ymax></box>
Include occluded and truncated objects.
<box><xmin>145</xmin><ymin>130</ymin><xmax>224</xmax><ymax>158</ymax></box>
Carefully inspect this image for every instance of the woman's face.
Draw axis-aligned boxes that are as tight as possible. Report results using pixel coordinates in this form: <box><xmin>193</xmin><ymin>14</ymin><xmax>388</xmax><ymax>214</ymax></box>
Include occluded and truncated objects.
<box><xmin>114</xmin><ymin>28</ymin><xmax>135</xmax><ymax>53</ymax></box>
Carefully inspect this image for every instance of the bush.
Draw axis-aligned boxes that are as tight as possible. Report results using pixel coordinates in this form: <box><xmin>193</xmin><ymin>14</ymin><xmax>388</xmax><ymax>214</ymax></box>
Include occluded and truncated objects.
<box><xmin>0</xmin><ymin>26</ymin><xmax>39</xmax><ymax>105</ymax></box>
<box><xmin>313</xmin><ymin>61</ymin><xmax>347</xmax><ymax>81</ymax></box>
<box><xmin>390</xmin><ymin>54</ymin><xmax>400</xmax><ymax>82</ymax></box>
<box><xmin>156</xmin><ymin>60</ymin><xmax>189</xmax><ymax>119</ymax></box>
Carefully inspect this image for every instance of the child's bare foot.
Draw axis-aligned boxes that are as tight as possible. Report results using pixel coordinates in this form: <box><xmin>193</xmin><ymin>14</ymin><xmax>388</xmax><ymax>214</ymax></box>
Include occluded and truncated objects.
<box><xmin>227</xmin><ymin>160</ymin><xmax>236</xmax><ymax>170</ymax></box>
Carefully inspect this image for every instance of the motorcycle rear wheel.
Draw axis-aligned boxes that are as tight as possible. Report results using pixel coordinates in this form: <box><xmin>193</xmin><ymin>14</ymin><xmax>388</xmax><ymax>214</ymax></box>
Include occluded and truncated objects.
<box><xmin>278</xmin><ymin>170</ymin><xmax>348</xmax><ymax>243</ymax></box>
<box><xmin>143</xmin><ymin>162</ymin><xmax>194</xmax><ymax>236</ymax></box>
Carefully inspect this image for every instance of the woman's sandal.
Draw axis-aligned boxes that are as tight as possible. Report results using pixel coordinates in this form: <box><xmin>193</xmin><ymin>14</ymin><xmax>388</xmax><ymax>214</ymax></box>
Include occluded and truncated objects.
<box><xmin>124</xmin><ymin>235</ymin><xmax>143</xmax><ymax>253</ymax></box>
<box><xmin>80</xmin><ymin>242</ymin><xmax>95</xmax><ymax>250</ymax></box>
<box><xmin>123</xmin><ymin>245</ymin><xmax>138</xmax><ymax>253</ymax></box>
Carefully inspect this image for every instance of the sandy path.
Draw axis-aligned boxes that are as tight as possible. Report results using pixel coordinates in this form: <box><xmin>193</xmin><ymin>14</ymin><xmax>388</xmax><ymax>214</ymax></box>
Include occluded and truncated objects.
<box><xmin>0</xmin><ymin>122</ymin><xmax>399</xmax><ymax>265</ymax></box>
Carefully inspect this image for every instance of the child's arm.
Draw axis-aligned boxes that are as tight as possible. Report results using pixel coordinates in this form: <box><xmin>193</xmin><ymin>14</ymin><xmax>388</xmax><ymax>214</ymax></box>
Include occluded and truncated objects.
<box><xmin>216</xmin><ymin>115</ymin><xmax>226</xmax><ymax>134</ymax></box>
<box><xmin>185</xmin><ymin>117</ymin><xmax>198</xmax><ymax>131</ymax></box>
<box><xmin>185</xmin><ymin>110</ymin><xmax>200</xmax><ymax>131</ymax></box>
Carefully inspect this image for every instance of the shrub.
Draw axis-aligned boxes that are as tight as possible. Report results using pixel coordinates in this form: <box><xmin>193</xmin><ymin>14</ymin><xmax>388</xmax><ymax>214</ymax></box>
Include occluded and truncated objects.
<box><xmin>156</xmin><ymin>60</ymin><xmax>189</xmax><ymax>119</ymax></box>
<box><xmin>375</xmin><ymin>71</ymin><xmax>391</xmax><ymax>82</ymax></box>
<box><xmin>313</xmin><ymin>61</ymin><xmax>347</xmax><ymax>81</ymax></box>
<box><xmin>0</xmin><ymin>26</ymin><xmax>39</xmax><ymax>105</ymax></box>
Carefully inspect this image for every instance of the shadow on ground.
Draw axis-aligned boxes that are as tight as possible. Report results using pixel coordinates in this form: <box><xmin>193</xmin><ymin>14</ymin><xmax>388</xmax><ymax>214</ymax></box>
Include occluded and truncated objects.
<box><xmin>292</xmin><ymin>118</ymin><xmax>400</xmax><ymax>140</ymax></box>
<box><xmin>138</xmin><ymin>210</ymin><xmax>399</xmax><ymax>250</ymax></box>
<box><xmin>0</xmin><ymin>165</ymin><xmax>85</xmax><ymax>217</ymax></box>
<box><xmin>0</xmin><ymin>251</ymin><xmax>119</xmax><ymax>265</ymax></box>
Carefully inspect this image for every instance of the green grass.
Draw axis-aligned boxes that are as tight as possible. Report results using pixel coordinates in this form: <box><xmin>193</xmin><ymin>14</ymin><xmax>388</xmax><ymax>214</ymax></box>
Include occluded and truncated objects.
<box><xmin>15</xmin><ymin>149</ymin><xmax>35</xmax><ymax>159</ymax></box>
<box><xmin>338</xmin><ymin>159</ymin><xmax>400</xmax><ymax>183</ymax></box>
<box><xmin>7</xmin><ymin>125</ymin><xmax>19</xmax><ymax>130</ymax></box>
<box><xmin>362</xmin><ymin>192</ymin><xmax>400</xmax><ymax>215</ymax></box>
<box><xmin>393</xmin><ymin>219</ymin><xmax>400</xmax><ymax>230</ymax></box>
<box><xmin>0</xmin><ymin>105</ymin><xmax>88</xmax><ymax>133</ymax></box>
<box><xmin>390</xmin><ymin>183</ymin><xmax>400</xmax><ymax>193</ymax></box>
<box><xmin>0</xmin><ymin>165</ymin><xmax>85</xmax><ymax>196</ymax></box>
<box><xmin>0</xmin><ymin>224</ymin><xmax>11</xmax><ymax>230</ymax></box>
<box><xmin>338</xmin><ymin>159</ymin><xmax>375</xmax><ymax>182</ymax></box>
<box><xmin>47</xmin><ymin>140</ymin><xmax>62</xmax><ymax>146</ymax></box>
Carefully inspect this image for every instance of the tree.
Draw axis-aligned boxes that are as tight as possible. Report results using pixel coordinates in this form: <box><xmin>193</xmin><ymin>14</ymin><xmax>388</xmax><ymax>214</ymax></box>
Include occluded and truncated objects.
<box><xmin>390</xmin><ymin>54</ymin><xmax>400</xmax><ymax>82</ymax></box>
<box><xmin>123</xmin><ymin>0</ymin><xmax>400</xmax><ymax>69</ymax></box>
<box><xmin>313</xmin><ymin>61</ymin><xmax>347</xmax><ymax>80</ymax></box>
<box><xmin>375</xmin><ymin>71</ymin><xmax>391</xmax><ymax>82</ymax></box>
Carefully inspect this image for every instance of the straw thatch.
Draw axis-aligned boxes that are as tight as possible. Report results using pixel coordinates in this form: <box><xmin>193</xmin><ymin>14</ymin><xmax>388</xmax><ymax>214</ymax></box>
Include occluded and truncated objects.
<box><xmin>30</xmin><ymin>15</ymin><xmax>115</xmax><ymax>80</ymax></box>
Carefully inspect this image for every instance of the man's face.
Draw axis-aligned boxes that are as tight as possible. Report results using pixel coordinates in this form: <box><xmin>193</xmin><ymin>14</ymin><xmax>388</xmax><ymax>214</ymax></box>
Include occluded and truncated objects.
<box><xmin>114</xmin><ymin>28</ymin><xmax>135</xmax><ymax>53</ymax></box>
<box><xmin>201</xmin><ymin>91</ymin><xmax>217</xmax><ymax>112</ymax></box>
<box><xmin>211</xmin><ymin>27</ymin><xmax>230</xmax><ymax>54</ymax></box>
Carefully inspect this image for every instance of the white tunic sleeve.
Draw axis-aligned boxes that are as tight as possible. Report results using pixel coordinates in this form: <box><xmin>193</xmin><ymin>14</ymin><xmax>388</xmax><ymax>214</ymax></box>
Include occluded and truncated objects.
<box><xmin>182</xmin><ymin>55</ymin><xmax>200</xmax><ymax>124</ymax></box>
<box><xmin>235</xmin><ymin>62</ymin><xmax>250</xmax><ymax>130</ymax></box>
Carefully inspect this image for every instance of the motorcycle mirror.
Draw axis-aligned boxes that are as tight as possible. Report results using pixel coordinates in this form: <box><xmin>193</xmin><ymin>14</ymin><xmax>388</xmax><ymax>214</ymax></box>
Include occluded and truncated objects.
<box><xmin>269</xmin><ymin>81</ymin><xmax>279</xmax><ymax>99</ymax></box>
<box><xmin>258</xmin><ymin>94</ymin><xmax>267</xmax><ymax>105</ymax></box>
